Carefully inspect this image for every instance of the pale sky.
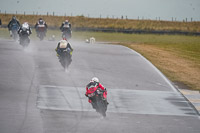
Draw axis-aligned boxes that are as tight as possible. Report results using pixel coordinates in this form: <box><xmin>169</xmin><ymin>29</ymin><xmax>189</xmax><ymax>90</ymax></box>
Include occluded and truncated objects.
<box><xmin>0</xmin><ymin>0</ymin><xmax>200</xmax><ymax>21</ymax></box>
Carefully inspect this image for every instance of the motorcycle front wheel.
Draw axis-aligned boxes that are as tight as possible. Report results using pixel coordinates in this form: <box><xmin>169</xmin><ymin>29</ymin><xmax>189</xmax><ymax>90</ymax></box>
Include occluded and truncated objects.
<box><xmin>96</xmin><ymin>100</ymin><xmax>106</xmax><ymax>117</ymax></box>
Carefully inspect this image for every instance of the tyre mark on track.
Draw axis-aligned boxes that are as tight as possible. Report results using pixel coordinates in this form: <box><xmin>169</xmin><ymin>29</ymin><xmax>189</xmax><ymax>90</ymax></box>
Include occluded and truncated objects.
<box><xmin>16</xmin><ymin>63</ymin><xmax>37</xmax><ymax>133</ymax></box>
<box><xmin>65</xmin><ymin>72</ymin><xmax>85</xmax><ymax>133</ymax></box>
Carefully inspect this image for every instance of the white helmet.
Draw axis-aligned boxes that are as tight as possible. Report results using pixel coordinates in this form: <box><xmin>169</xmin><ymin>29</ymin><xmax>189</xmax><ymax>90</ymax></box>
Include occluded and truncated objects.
<box><xmin>22</xmin><ymin>22</ymin><xmax>29</xmax><ymax>29</ymax></box>
<box><xmin>91</xmin><ymin>77</ymin><xmax>99</xmax><ymax>82</ymax></box>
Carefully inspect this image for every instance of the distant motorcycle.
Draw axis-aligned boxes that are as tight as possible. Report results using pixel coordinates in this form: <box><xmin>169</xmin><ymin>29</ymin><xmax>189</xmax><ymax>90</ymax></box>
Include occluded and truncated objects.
<box><xmin>87</xmin><ymin>87</ymin><xmax>108</xmax><ymax>117</ymax></box>
<box><xmin>58</xmin><ymin>48</ymin><xmax>72</xmax><ymax>69</ymax></box>
<box><xmin>18</xmin><ymin>28</ymin><xmax>30</xmax><ymax>48</ymax></box>
<box><xmin>61</xmin><ymin>23</ymin><xmax>72</xmax><ymax>40</ymax></box>
<box><xmin>36</xmin><ymin>25</ymin><xmax>46</xmax><ymax>41</ymax></box>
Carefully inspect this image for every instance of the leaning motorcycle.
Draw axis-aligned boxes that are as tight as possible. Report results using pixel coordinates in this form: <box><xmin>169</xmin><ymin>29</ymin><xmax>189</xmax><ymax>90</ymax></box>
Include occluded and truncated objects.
<box><xmin>58</xmin><ymin>48</ymin><xmax>72</xmax><ymax>69</ymax></box>
<box><xmin>87</xmin><ymin>87</ymin><xmax>108</xmax><ymax>117</ymax></box>
<box><xmin>36</xmin><ymin>25</ymin><xmax>46</xmax><ymax>41</ymax></box>
<box><xmin>19</xmin><ymin>29</ymin><xmax>30</xmax><ymax>48</ymax></box>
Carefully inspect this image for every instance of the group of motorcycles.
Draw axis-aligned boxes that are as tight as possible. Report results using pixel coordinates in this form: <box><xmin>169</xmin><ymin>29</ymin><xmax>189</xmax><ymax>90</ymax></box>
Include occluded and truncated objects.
<box><xmin>8</xmin><ymin>18</ymin><xmax>108</xmax><ymax>117</ymax></box>
<box><xmin>9</xmin><ymin>24</ymin><xmax>31</xmax><ymax>48</ymax></box>
<box><xmin>8</xmin><ymin>18</ymin><xmax>72</xmax><ymax>48</ymax></box>
<box><xmin>8</xmin><ymin>22</ymin><xmax>45</xmax><ymax>48</ymax></box>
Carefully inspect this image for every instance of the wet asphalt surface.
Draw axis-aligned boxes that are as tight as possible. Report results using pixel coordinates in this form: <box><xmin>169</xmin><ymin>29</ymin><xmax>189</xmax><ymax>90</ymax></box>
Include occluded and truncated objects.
<box><xmin>0</xmin><ymin>38</ymin><xmax>200</xmax><ymax>133</ymax></box>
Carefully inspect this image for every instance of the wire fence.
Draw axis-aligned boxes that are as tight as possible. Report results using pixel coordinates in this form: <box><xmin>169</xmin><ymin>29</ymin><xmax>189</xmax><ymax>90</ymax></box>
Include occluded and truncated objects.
<box><xmin>0</xmin><ymin>10</ymin><xmax>198</xmax><ymax>22</ymax></box>
<box><xmin>1</xmin><ymin>10</ymin><xmax>200</xmax><ymax>36</ymax></box>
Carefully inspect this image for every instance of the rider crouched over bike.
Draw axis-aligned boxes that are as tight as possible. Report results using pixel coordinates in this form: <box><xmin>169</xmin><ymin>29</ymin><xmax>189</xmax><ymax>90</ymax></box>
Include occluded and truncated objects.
<box><xmin>35</xmin><ymin>18</ymin><xmax>48</xmax><ymax>37</ymax></box>
<box><xmin>7</xmin><ymin>16</ymin><xmax>20</xmax><ymax>38</ymax></box>
<box><xmin>85</xmin><ymin>77</ymin><xmax>109</xmax><ymax>109</ymax></box>
<box><xmin>55</xmin><ymin>39</ymin><xmax>73</xmax><ymax>61</ymax></box>
<box><xmin>60</xmin><ymin>19</ymin><xmax>72</xmax><ymax>39</ymax></box>
<box><xmin>18</xmin><ymin>22</ymin><xmax>32</xmax><ymax>44</ymax></box>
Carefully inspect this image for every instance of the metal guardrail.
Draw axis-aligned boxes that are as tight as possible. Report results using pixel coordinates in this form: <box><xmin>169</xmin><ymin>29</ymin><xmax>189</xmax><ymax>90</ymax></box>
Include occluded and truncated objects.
<box><xmin>1</xmin><ymin>24</ymin><xmax>200</xmax><ymax>36</ymax></box>
<box><xmin>73</xmin><ymin>27</ymin><xmax>200</xmax><ymax>36</ymax></box>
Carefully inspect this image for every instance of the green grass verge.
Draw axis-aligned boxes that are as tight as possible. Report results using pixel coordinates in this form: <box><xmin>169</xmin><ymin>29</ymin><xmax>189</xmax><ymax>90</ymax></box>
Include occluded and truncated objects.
<box><xmin>1</xmin><ymin>14</ymin><xmax>200</xmax><ymax>33</ymax></box>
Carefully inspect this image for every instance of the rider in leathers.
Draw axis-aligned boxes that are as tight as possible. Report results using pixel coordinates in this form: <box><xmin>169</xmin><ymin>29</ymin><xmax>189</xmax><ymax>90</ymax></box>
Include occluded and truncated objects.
<box><xmin>7</xmin><ymin>16</ymin><xmax>20</xmax><ymax>37</ymax></box>
<box><xmin>35</xmin><ymin>18</ymin><xmax>48</xmax><ymax>37</ymax></box>
<box><xmin>18</xmin><ymin>22</ymin><xmax>32</xmax><ymax>44</ymax></box>
<box><xmin>85</xmin><ymin>77</ymin><xmax>108</xmax><ymax>109</ymax></box>
<box><xmin>60</xmin><ymin>19</ymin><xmax>71</xmax><ymax>32</ymax></box>
<box><xmin>55</xmin><ymin>39</ymin><xmax>73</xmax><ymax>62</ymax></box>
<box><xmin>60</xmin><ymin>19</ymin><xmax>72</xmax><ymax>39</ymax></box>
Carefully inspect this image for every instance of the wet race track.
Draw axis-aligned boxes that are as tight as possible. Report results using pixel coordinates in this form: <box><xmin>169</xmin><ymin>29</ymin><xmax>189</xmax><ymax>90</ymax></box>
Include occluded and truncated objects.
<box><xmin>0</xmin><ymin>38</ymin><xmax>200</xmax><ymax>133</ymax></box>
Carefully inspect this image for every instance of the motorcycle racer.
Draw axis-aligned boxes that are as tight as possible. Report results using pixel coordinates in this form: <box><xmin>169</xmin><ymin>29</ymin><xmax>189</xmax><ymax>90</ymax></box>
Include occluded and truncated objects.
<box><xmin>7</xmin><ymin>16</ymin><xmax>20</xmax><ymax>37</ymax></box>
<box><xmin>60</xmin><ymin>19</ymin><xmax>72</xmax><ymax>39</ymax></box>
<box><xmin>85</xmin><ymin>77</ymin><xmax>108</xmax><ymax>109</ymax></box>
<box><xmin>60</xmin><ymin>19</ymin><xmax>71</xmax><ymax>32</ymax></box>
<box><xmin>55</xmin><ymin>39</ymin><xmax>73</xmax><ymax>57</ymax></box>
<box><xmin>35</xmin><ymin>18</ymin><xmax>48</xmax><ymax>37</ymax></box>
<box><xmin>18</xmin><ymin>22</ymin><xmax>32</xmax><ymax>44</ymax></box>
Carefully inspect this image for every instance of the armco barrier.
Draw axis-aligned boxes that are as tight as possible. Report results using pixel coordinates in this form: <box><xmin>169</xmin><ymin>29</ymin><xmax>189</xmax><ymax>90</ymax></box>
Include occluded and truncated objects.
<box><xmin>1</xmin><ymin>24</ymin><xmax>200</xmax><ymax>36</ymax></box>
<box><xmin>73</xmin><ymin>27</ymin><xmax>200</xmax><ymax>36</ymax></box>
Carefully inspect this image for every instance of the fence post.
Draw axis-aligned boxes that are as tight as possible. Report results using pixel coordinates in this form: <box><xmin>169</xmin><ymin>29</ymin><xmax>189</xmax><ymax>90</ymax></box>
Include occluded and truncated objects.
<box><xmin>53</xmin><ymin>12</ymin><xmax>54</xmax><ymax>16</ymax></box>
<box><xmin>47</xmin><ymin>12</ymin><xmax>48</xmax><ymax>16</ymax></box>
<box><xmin>191</xmin><ymin>18</ymin><xmax>193</xmax><ymax>22</ymax></box>
<box><xmin>24</xmin><ymin>11</ymin><xmax>25</xmax><ymax>16</ymax></box>
<box><xmin>16</xmin><ymin>11</ymin><xmax>17</xmax><ymax>15</ymax></box>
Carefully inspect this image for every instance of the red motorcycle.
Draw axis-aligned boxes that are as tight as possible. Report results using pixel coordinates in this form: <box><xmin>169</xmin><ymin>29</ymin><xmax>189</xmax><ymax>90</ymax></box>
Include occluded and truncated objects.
<box><xmin>87</xmin><ymin>87</ymin><xmax>108</xmax><ymax>117</ymax></box>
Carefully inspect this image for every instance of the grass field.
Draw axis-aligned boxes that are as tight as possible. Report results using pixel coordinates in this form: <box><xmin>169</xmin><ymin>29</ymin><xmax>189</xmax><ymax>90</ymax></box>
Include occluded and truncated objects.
<box><xmin>1</xmin><ymin>13</ymin><xmax>200</xmax><ymax>33</ymax></box>
<box><xmin>0</xmin><ymin>28</ymin><xmax>199</xmax><ymax>90</ymax></box>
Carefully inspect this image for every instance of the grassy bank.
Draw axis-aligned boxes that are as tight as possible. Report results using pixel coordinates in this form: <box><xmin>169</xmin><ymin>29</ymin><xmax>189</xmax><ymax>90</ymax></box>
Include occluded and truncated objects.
<box><xmin>1</xmin><ymin>13</ymin><xmax>200</xmax><ymax>33</ymax></box>
<box><xmin>0</xmin><ymin>28</ymin><xmax>199</xmax><ymax>90</ymax></box>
